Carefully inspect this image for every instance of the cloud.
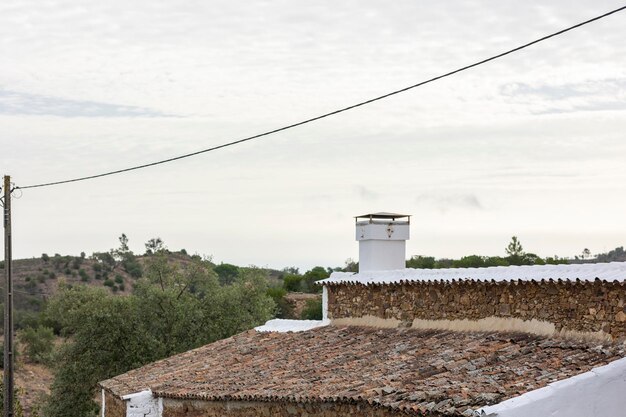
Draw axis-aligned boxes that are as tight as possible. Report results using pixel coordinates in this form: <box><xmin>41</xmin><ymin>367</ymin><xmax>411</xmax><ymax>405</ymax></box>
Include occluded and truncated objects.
<box><xmin>499</xmin><ymin>78</ymin><xmax>626</xmax><ymax>114</ymax></box>
<box><xmin>415</xmin><ymin>192</ymin><xmax>484</xmax><ymax>213</ymax></box>
<box><xmin>0</xmin><ymin>88</ymin><xmax>170</xmax><ymax>117</ymax></box>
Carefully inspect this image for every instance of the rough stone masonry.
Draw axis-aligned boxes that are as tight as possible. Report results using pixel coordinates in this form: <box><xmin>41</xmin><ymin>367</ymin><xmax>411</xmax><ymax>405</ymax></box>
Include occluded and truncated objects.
<box><xmin>326</xmin><ymin>280</ymin><xmax>626</xmax><ymax>340</ymax></box>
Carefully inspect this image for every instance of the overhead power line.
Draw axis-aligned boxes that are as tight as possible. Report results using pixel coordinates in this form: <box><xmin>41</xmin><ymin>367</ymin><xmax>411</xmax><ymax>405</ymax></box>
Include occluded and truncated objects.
<box><xmin>17</xmin><ymin>4</ymin><xmax>626</xmax><ymax>190</ymax></box>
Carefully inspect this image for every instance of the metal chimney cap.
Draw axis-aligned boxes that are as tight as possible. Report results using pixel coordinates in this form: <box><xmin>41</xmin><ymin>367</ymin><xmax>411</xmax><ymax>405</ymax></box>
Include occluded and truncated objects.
<box><xmin>355</xmin><ymin>212</ymin><xmax>411</xmax><ymax>222</ymax></box>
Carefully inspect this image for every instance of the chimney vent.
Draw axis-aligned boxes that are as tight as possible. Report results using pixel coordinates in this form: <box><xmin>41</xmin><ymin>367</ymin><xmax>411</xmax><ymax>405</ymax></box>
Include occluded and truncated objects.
<box><xmin>355</xmin><ymin>212</ymin><xmax>410</xmax><ymax>272</ymax></box>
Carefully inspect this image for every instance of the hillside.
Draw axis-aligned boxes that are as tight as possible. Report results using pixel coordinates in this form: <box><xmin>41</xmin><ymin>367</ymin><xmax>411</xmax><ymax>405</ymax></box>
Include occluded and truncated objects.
<box><xmin>0</xmin><ymin>251</ymin><xmax>205</xmax><ymax>323</ymax></box>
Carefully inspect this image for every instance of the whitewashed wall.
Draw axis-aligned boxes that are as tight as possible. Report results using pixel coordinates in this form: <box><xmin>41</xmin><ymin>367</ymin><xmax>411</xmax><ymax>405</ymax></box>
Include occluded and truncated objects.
<box><xmin>122</xmin><ymin>390</ymin><xmax>161</xmax><ymax>417</ymax></box>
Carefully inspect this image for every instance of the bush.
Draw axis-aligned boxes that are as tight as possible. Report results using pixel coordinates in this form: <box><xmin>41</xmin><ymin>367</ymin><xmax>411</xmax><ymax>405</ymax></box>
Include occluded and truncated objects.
<box><xmin>92</xmin><ymin>263</ymin><xmax>102</xmax><ymax>273</ymax></box>
<box><xmin>114</xmin><ymin>275</ymin><xmax>124</xmax><ymax>284</ymax></box>
<box><xmin>103</xmin><ymin>279</ymin><xmax>114</xmax><ymax>287</ymax></box>
<box><xmin>41</xmin><ymin>253</ymin><xmax>50</xmax><ymax>263</ymax></box>
<box><xmin>79</xmin><ymin>269</ymin><xmax>90</xmax><ymax>282</ymax></box>
<box><xmin>214</xmin><ymin>263</ymin><xmax>240</xmax><ymax>285</ymax></box>
<box><xmin>49</xmin><ymin>271</ymin><xmax>56</xmax><ymax>279</ymax></box>
<box><xmin>37</xmin><ymin>275</ymin><xmax>46</xmax><ymax>283</ymax></box>
<box><xmin>283</xmin><ymin>275</ymin><xmax>303</xmax><ymax>292</ymax></box>
<box><xmin>301</xmin><ymin>298</ymin><xmax>323</xmax><ymax>320</ymax></box>
<box><xmin>71</xmin><ymin>258</ymin><xmax>82</xmax><ymax>270</ymax></box>
<box><xmin>118</xmin><ymin>283</ymin><xmax>125</xmax><ymax>292</ymax></box>
<box><xmin>20</xmin><ymin>326</ymin><xmax>54</xmax><ymax>364</ymax></box>
<box><xmin>266</xmin><ymin>287</ymin><xmax>293</xmax><ymax>319</ymax></box>
<box><xmin>300</xmin><ymin>267</ymin><xmax>328</xmax><ymax>293</ymax></box>
<box><xmin>122</xmin><ymin>257</ymin><xmax>142</xmax><ymax>279</ymax></box>
<box><xmin>64</xmin><ymin>268</ymin><xmax>71</xmax><ymax>275</ymax></box>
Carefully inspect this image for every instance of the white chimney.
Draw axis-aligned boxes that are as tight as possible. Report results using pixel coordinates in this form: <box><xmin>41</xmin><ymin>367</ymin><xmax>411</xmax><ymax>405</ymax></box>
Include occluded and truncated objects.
<box><xmin>356</xmin><ymin>212</ymin><xmax>410</xmax><ymax>272</ymax></box>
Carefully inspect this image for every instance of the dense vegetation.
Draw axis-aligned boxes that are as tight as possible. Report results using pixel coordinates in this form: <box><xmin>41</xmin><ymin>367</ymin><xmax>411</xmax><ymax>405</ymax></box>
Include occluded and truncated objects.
<box><xmin>43</xmin><ymin>251</ymin><xmax>274</xmax><ymax>417</ymax></box>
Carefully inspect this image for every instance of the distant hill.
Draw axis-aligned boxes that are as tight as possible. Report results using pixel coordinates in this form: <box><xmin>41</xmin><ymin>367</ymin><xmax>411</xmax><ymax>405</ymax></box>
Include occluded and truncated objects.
<box><xmin>0</xmin><ymin>250</ymin><xmax>288</xmax><ymax>325</ymax></box>
<box><xmin>0</xmin><ymin>251</ymin><xmax>206</xmax><ymax>324</ymax></box>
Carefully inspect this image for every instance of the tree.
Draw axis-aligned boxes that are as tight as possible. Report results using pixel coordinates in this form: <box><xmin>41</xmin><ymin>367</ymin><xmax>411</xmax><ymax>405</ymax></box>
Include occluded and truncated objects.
<box><xmin>301</xmin><ymin>298</ymin><xmax>322</xmax><ymax>320</ymax></box>
<box><xmin>145</xmin><ymin>237</ymin><xmax>166</xmax><ymax>255</ymax></box>
<box><xmin>300</xmin><ymin>267</ymin><xmax>328</xmax><ymax>293</ymax></box>
<box><xmin>117</xmin><ymin>233</ymin><xmax>129</xmax><ymax>256</ymax></box>
<box><xmin>406</xmin><ymin>256</ymin><xmax>436</xmax><ymax>269</ymax></box>
<box><xmin>44</xmin><ymin>256</ymin><xmax>274</xmax><ymax>417</ymax></box>
<box><xmin>344</xmin><ymin>258</ymin><xmax>359</xmax><ymax>272</ymax></box>
<box><xmin>266</xmin><ymin>287</ymin><xmax>293</xmax><ymax>318</ymax></box>
<box><xmin>505</xmin><ymin>236</ymin><xmax>524</xmax><ymax>257</ymax></box>
<box><xmin>283</xmin><ymin>275</ymin><xmax>303</xmax><ymax>292</ymax></box>
<box><xmin>505</xmin><ymin>236</ymin><xmax>525</xmax><ymax>265</ymax></box>
<box><xmin>20</xmin><ymin>326</ymin><xmax>55</xmax><ymax>364</ymax></box>
<box><xmin>213</xmin><ymin>263</ymin><xmax>240</xmax><ymax>285</ymax></box>
<box><xmin>281</xmin><ymin>266</ymin><xmax>300</xmax><ymax>276</ymax></box>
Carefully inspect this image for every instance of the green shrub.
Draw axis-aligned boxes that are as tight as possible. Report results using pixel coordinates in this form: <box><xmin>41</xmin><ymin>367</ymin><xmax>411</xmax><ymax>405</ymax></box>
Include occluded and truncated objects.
<box><xmin>41</xmin><ymin>253</ymin><xmax>50</xmax><ymax>263</ymax></box>
<box><xmin>114</xmin><ymin>275</ymin><xmax>124</xmax><ymax>284</ymax></box>
<box><xmin>72</xmin><ymin>260</ymin><xmax>81</xmax><ymax>270</ymax></box>
<box><xmin>118</xmin><ymin>283</ymin><xmax>125</xmax><ymax>292</ymax></box>
<box><xmin>20</xmin><ymin>326</ymin><xmax>54</xmax><ymax>364</ymax></box>
<box><xmin>283</xmin><ymin>274</ymin><xmax>303</xmax><ymax>292</ymax></box>
<box><xmin>49</xmin><ymin>271</ymin><xmax>56</xmax><ymax>279</ymax></box>
<box><xmin>78</xmin><ymin>269</ymin><xmax>89</xmax><ymax>282</ymax></box>
<box><xmin>214</xmin><ymin>263</ymin><xmax>240</xmax><ymax>285</ymax></box>
<box><xmin>92</xmin><ymin>263</ymin><xmax>102</xmax><ymax>273</ymax></box>
<box><xmin>266</xmin><ymin>287</ymin><xmax>293</xmax><ymax>318</ymax></box>
<box><xmin>300</xmin><ymin>298</ymin><xmax>323</xmax><ymax>320</ymax></box>
<box><xmin>122</xmin><ymin>257</ymin><xmax>143</xmax><ymax>278</ymax></box>
<box><xmin>103</xmin><ymin>279</ymin><xmax>114</xmax><ymax>287</ymax></box>
<box><xmin>37</xmin><ymin>275</ymin><xmax>46</xmax><ymax>283</ymax></box>
<box><xmin>64</xmin><ymin>268</ymin><xmax>71</xmax><ymax>275</ymax></box>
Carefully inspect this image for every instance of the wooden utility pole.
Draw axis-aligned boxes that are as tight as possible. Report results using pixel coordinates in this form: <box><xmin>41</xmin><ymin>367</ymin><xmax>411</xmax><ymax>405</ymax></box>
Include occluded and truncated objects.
<box><xmin>3</xmin><ymin>175</ymin><xmax>13</xmax><ymax>417</ymax></box>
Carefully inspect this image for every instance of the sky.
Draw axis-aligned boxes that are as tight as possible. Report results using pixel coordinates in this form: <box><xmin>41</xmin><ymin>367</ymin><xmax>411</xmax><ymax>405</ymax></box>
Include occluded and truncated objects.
<box><xmin>1</xmin><ymin>0</ymin><xmax>626</xmax><ymax>271</ymax></box>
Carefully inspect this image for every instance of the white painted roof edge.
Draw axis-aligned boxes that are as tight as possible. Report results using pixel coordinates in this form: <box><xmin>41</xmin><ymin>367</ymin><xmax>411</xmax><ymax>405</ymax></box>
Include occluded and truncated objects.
<box><xmin>474</xmin><ymin>355</ymin><xmax>626</xmax><ymax>416</ymax></box>
<box><xmin>318</xmin><ymin>261</ymin><xmax>626</xmax><ymax>285</ymax></box>
<box><xmin>254</xmin><ymin>319</ymin><xmax>330</xmax><ymax>333</ymax></box>
<box><xmin>121</xmin><ymin>389</ymin><xmax>153</xmax><ymax>401</ymax></box>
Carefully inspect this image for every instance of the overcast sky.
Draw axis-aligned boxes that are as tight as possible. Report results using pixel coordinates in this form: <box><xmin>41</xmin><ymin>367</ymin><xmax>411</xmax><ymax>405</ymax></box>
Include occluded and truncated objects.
<box><xmin>1</xmin><ymin>0</ymin><xmax>626</xmax><ymax>270</ymax></box>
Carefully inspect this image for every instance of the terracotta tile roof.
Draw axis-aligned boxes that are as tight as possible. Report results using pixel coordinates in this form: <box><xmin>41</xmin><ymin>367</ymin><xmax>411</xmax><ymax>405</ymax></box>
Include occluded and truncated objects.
<box><xmin>100</xmin><ymin>326</ymin><xmax>626</xmax><ymax>416</ymax></box>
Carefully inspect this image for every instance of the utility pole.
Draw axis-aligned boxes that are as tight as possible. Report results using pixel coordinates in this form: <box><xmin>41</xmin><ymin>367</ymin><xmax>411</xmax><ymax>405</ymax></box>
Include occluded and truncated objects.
<box><xmin>3</xmin><ymin>175</ymin><xmax>13</xmax><ymax>417</ymax></box>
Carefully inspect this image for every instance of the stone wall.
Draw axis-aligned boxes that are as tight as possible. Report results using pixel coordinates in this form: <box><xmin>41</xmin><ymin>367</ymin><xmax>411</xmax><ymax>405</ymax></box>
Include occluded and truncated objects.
<box><xmin>326</xmin><ymin>280</ymin><xmax>626</xmax><ymax>340</ymax></box>
<box><xmin>104</xmin><ymin>390</ymin><xmax>126</xmax><ymax>417</ymax></box>
<box><xmin>161</xmin><ymin>399</ymin><xmax>412</xmax><ymax>417</ymax></box>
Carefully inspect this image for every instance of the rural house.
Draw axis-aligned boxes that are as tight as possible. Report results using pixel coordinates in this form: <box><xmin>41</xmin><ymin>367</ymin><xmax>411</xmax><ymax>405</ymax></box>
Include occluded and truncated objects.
<box><xmin>100</xmin><ymin>213</ymin><xmax>626</xmax><ymax>417</ymax></box>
